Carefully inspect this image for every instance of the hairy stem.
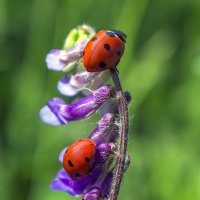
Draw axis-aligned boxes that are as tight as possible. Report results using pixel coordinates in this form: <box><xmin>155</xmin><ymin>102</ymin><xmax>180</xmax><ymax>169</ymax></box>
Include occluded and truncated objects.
<box><xmin>108</xmin><ymin>68</ymin><xmax>129</xmax><ymax>200</ymax></box>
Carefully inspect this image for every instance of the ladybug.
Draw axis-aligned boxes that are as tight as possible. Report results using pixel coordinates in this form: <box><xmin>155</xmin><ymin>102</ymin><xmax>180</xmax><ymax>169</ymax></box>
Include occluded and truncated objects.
<box><xmin>63</xmin><ymin>139</ymin><xmax>96</xmax><ymax>180</ymax></box>
<box><xmin>82</xmin><ymin>30</ymin><xmax>126</xmax><ymax>72</ymax></box>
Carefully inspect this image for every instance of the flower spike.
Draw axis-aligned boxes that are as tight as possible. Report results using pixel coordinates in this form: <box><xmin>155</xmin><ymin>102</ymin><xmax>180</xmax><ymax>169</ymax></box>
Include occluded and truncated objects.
<box><xmin>40</xmin><ymin>25</ymin><xmax>131</xmax><ymax>200</ymax></box>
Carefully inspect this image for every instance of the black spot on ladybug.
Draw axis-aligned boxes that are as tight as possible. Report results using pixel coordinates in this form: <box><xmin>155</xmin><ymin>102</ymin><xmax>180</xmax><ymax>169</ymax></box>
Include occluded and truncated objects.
<box><xmin>85</xmin><ymin>157</ymin><xmax>90</xmax><ymax>162</ymax></box>
<box><xmin>91</xmin><ymin>37</ymin><xmax>97</xmax><ymax>42</ymax></box>
<box><xmin>106</xmin><ymin>31</ymin><xmax>115</xmax><ymax>37</ymax></box>
<box><xmin>104</xmin><ymin>44</ymin><xmax>110</xmax><ymax>51</ymax></box>
<box><xmin>75</xmin><ymin>173</ymin><xmax>81</xmax><ymax>177</ymax></box>
<box><xmin>68</xmin><ymin>160</ymin><xmax>74</xmax><ymax>167</ymax></box>
<box><xmin>99</xmin><ymin>62</ymin><xmax>106</xmax><ymax>68</ymax></box>
<box><xmin>117</xmin><ymin>51</ymin><xmax>121</xmax><ymax>56</ymax></box>
<box><xmin>82</xmin><ymin>51</ymin><xmax>85</xmax><ymax>56</ymax></box>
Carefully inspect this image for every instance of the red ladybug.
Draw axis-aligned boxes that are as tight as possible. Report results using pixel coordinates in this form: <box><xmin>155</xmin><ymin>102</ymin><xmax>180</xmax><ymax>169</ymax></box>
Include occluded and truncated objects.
<box><xmin>63</xmin><ymin>139</ymin><xmax>96</xmax><ymax>180</ymax></box>
<box><xmin>82</xmin><ymin>30</ymin><xmax>126</xmax><ymax>72</ymax></box>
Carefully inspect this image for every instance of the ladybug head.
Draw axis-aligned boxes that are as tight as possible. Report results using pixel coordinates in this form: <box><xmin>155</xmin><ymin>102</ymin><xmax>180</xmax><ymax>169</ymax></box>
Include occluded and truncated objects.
<box><xmin>111</xmin><ymin>30</ymin><xmax>127</xmax><ymax>43</ymax></box>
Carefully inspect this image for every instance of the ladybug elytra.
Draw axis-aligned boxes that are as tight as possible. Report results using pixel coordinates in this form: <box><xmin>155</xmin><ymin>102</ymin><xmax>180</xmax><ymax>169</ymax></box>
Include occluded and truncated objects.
<box><xmin>63</xmin><ymin>139</ymin><xmax>96</xmax><ymax>180</ymax></box>
<box><xmin>82</xmin><ymin>30</ymin><xmax>126</xmax><ymax>72</ymax></box>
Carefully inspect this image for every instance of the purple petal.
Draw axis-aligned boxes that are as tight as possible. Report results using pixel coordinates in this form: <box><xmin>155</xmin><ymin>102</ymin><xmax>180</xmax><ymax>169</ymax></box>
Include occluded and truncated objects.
<box><xmin>50</xmin><ymin>164</ymin><xmax>108</xmax><ymax>196</ymax></box>
<box><xmin>57</xmin><ymin>71</ymin><xmax>99</xmax><ymax>97</ymax></box>
<box><xmin>101</xmin><ymin>170</ymin><xmax>113</xmax><ymax>197</ymax></box>
<box><xmin>71</xmin><ymin>71</ymin><xmax>97</xmax><ymax>86</ymax></box>
<box><xmin>50</xmin><ymin>169</ymin><xmax>80</xmax><ymax>196</ymax></box>
<box><xmin>40</xmin><ymin>85</ymin><xmax>112</xmax><ymax>126</ymax></box>
<box><xmin>45</xmin><ymin>49</ymin><xmax>67</xmax><ymax>71</ymax></box>
<box><xmin>62</xmin><ymin>85</ymin><xmax>112</xmax><ymax>120</ymax></box>
<box><xmin>57</xmin><ymin>76</ymin><xmax>79</xmax><ymax>96</ymax></box>
<box><xmin>89</xmin><ymin>113</ymin><xmax>115</xmax><ymax>145</ymax></box>
<box><xmin>107</xmin><ymin>126</ymin><xmax>119</xmax><ymax>144</ymax></box>
<box><xmin>40</xmin><ymin>97</ymin><xmax>70</xmax><ymax>126</ymax></box>
<box><xmin>59</xmin><ymin>147</ymin><xmax>68</xmax><ymax>163</ymax></box>
<box><xmin>82</xmin><ymin>188</ymin><xmax>103</xmax><ymax>200</ymax></box>
<box><xmin>95</xmin><ymin>143</ymin><xmax>114</xmax><ymax>163</ymax></box>
<box><xmin>46</xmin><ymin>39</ymin><xmax>88</xmax><ymax>71</ymax></box>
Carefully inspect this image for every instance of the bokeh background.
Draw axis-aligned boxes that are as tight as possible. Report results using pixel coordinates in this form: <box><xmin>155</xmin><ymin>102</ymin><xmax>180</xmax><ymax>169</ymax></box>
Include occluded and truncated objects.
<box><xmin>1</xmin><ymin>0</ymin><xmax>200</xmax><ymax>199</ymax></box>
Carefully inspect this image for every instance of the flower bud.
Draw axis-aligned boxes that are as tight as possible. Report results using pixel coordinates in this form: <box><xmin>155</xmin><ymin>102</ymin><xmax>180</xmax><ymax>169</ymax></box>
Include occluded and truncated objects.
<box><xmin>95</xmin><ymin>143</ymin><xmax>115</xmax><ymax>163</ymax></box>
<box><xmin>89</xmin><ymin>113</ymin><xmax>115</xmax><ymax>145</ymax></box>
<box><xmin>63</xmin><ymin>24</ymin><xmax>95</xmax><ymax>50</ymax></box>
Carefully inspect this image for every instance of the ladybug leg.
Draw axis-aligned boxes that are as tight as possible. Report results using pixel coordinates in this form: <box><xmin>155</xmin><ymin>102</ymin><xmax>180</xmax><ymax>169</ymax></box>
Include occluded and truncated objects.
<box><xmin>115</xmin><ymin>67</ymin><xmax>119</xmax><ymax>74</ymax></box>
<box><xmin>111</xmin><ymin>67</ymin><xmax>119</xmax><ymax>74</ymax></box>
<box><xmin>112</xmin><ymin>57</ymin><xmax>121</xmax><ymax>70</ymax></box>
<box><xmin>86</xmin><ymin>143</ymin><xmax>119</xmax><ymax>176</ymax></box>
<box><xmin>87</xmin><ymin>162</ymin><xmax>97</xmax><ymax>175</ymax></box>
<box><xmin>95</xmin><ymin>157</ymin><xmax>108</xmax><ymax>164</ymax></box>
<box><xmin>87</xmin><ymin>157</ymin><xmax>108</xmax><ymax>177</ymax></box>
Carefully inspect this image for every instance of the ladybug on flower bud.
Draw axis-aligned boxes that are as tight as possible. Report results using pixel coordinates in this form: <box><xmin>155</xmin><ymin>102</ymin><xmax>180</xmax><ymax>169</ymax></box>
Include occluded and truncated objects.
<box><xmin>63</xmin><ymin>139</ymin><xmax>96</xmax><ymax>180</ymax></box>
<box><xmin>82</xmin><ymin>30</ymin><xmax>126</xmax><ymax>72</ymax></box>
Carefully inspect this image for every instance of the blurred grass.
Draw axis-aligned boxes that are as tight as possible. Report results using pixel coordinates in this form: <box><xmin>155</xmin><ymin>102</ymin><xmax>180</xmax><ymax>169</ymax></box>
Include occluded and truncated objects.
<box><xmin>1</xmin><ymin>0</ymin><xmax>200</xmax><ymax>200</ymax></box>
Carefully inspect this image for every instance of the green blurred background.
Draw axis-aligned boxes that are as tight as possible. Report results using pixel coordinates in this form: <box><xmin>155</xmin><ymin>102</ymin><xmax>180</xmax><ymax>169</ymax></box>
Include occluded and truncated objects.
<box><xmin>1</xmin><ymin>0</ymin><xmax>200</xmax><ymax>199</ymax></box>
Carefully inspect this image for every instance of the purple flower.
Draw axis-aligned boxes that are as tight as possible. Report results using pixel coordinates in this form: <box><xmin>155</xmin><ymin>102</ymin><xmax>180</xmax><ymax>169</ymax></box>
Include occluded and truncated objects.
<box><xmin>46</xmin><ymin>39</ymin><xmax>88</xmax><ymax>71</ymax></box>
<box><xmin>50</xmin><ymin>163</ymin><xmax>111</xmax><ymax>197</ymax></box>
<box><xmin>40</xmin><ymin>85</ymin><xmax>112</xmax><ymax>126</ymax></box>
<box><xmin>89</xmin><ymin>113</ymin><xmax>116</xmax><ymax>145</ymax></box>
<box><xmin>57</xmin><ymin>76</ymin><xmax>78</xmax><ymax>97</ymax></box>
<box><xmin>57</xmin><ymin>71</ymin><xmax>98</xmax><ymax>96</ymax></box>
<box><xmin>57</xmin><ymin>70</ymin><xmax>110</xmax><ymax>97</ymax></box>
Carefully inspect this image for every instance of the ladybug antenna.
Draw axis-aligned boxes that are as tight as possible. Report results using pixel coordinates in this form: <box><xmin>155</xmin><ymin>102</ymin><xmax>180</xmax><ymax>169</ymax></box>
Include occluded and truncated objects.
<box><xmin>111</xmin><ymin>30</ymin><xmax>127</xmax><ymax>43</ymax></box>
